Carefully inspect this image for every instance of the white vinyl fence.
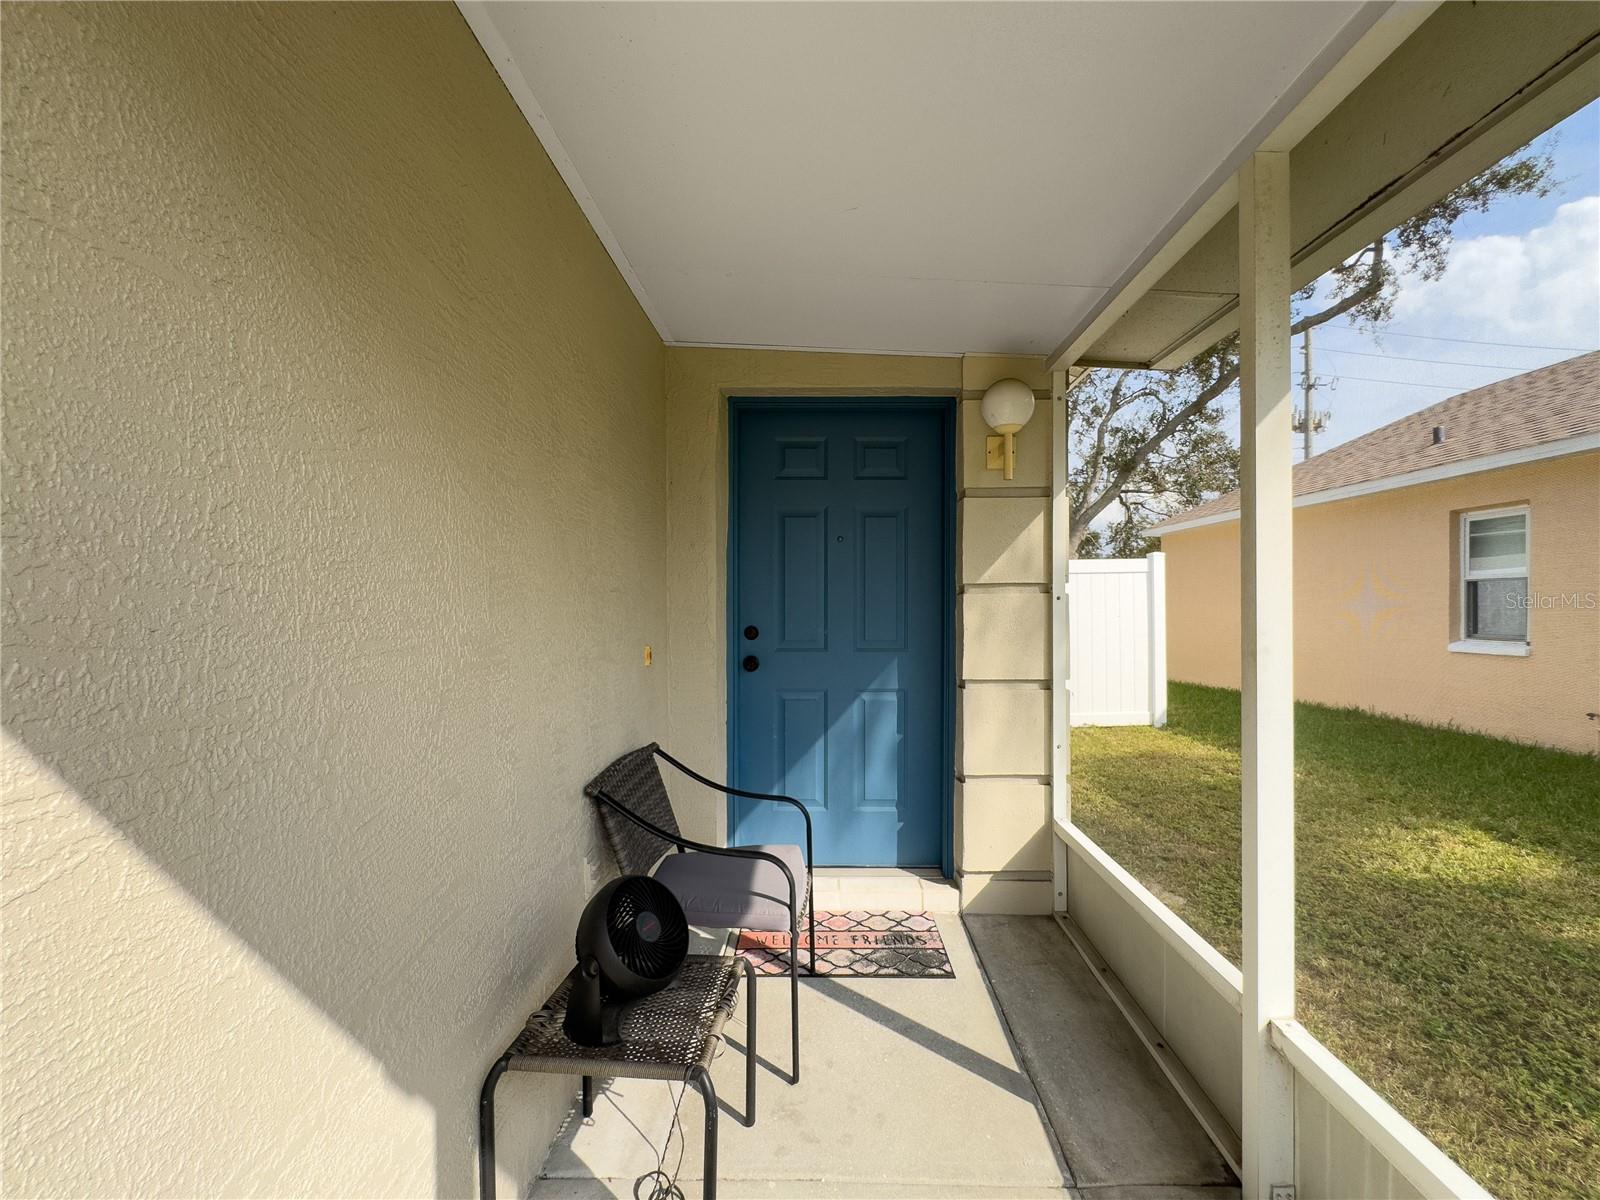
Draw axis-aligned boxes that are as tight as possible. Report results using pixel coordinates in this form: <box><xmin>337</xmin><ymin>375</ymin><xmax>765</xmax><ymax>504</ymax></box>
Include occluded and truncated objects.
<box><xmin>1067</xmin><ymin>553</ymin><xmax>1167</xmax><ymax>727</ymax></box>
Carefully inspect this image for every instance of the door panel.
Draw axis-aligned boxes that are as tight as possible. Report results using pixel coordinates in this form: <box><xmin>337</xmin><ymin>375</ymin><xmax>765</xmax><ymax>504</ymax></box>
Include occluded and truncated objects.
<box><xmin>731</xmin><ymin>405</ymin><xmax>947</xmax><ymax>866</ymax></box>
<box><xmin>778</xmin><ymin>511</ymin><xmax>827</xmax><ymax>648</ymax></box>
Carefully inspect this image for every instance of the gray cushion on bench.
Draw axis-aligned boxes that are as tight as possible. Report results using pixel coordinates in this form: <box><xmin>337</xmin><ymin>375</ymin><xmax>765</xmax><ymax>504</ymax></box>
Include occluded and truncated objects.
<box><xmin>652</xmin><ymin>843</ymin><xmax>808</xmax><ymax>929</ymax></box>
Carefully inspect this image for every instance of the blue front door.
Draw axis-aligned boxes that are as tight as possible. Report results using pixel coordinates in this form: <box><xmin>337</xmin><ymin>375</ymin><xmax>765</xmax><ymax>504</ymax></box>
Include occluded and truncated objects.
<box><xmin>730</xmin><ymin>402</ymin><xmax>950</xmax><ymax>867</ymax></box>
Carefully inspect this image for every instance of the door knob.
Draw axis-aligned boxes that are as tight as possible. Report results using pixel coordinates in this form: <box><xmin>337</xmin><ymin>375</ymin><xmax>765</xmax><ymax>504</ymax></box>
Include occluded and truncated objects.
<box><xmin>744</xmin><ymin>625</ymin><xmax>760</xmax><ymax>641</ymax></box>
<box><xmin>742</xmin><ymin>655</ymin><xmax>760</xmax><ymax>672</ymax></box>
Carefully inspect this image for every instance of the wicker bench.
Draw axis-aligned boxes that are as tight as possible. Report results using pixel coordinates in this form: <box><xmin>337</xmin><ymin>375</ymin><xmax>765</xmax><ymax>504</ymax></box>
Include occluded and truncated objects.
<box><xmin>479</xmin><ymin>954</ymin><xmax>756</xmax><ymax>1200</ymax></box>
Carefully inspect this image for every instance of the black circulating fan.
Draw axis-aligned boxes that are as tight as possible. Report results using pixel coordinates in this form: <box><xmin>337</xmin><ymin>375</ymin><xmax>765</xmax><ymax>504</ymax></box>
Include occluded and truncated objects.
<box><xmin>563</xmin><ymin>875</ymin><xmax>689</xmax><ymax>1046</ymax></box>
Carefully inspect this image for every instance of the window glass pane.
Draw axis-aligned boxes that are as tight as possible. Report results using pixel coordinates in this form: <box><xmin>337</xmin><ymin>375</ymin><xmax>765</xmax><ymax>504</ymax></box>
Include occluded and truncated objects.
<box><xmin>1467</xmin><ymin>514</ymin><xmax>1527</xmax><ymax>573</ymax></box>
<box><xmin>1467</xmin><ymin>577</ymin><xmax>1529</xmax><ymax>640</ymax></box>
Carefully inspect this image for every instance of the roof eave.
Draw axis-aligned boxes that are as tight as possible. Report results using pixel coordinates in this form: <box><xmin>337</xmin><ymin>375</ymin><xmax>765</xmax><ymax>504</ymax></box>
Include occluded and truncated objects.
<box><xmin>1149</xmin><ymin>432</ymin><xmax>1600</xmax><ymax>537</ymax></box>
<box><xmin>1054</xmin><ymin>2</ymin><xmax>1600</xmax><ymax>372</ymax></box>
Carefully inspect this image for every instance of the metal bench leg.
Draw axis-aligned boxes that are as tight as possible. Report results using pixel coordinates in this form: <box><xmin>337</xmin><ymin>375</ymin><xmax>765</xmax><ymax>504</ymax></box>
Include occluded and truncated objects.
<box><xmin>742</xmin><ymin>957</ymin><xmax>757</xmax><ymax>1127</ymax></box>
<box><xmin>479</xmin><ymin>1054</ymin><xmax>510</xmax><ymax>1200</ymax></box>
<box><xmin>789</xmin><ymin>906</ymin><xmax>801</xmax><ymax>1084</ymax></box>
<box><xmin>689</xmin><ymin>1066</ymin><xmax>719</xmax><ymax>1200</ymax></box>
<box><xmin>581</xmin><ymin>1075</ymin><xmax>594</xmax><ymax>1118</ymax></box>
<box><xmin>808</xmin><ymin>882</ymin><xmax>817</xmax><ymax>976</ymax></box>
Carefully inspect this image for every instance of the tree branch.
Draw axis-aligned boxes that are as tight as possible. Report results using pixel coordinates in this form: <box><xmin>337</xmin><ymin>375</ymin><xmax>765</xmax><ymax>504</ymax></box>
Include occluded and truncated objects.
<box><xmin>1292</xmin><ymin>238</ymin><xmax>1386</xmax><ymax>334</ymax></box>
<box><xmin>1068</xmin><ymin>238</ymin><xmax>1387</xmax><ymax>553</ymax></box>
<box><xmin>1071</xmin><ymin>363</ymin><xmax>1238</xmax><ymax>543</ymax></box>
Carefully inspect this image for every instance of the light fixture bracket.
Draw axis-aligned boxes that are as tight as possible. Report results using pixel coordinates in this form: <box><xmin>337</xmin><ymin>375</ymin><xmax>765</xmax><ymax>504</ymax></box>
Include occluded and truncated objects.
<box><xmin>985</xmin><ymin>435</ymin><xmax>1006</xmax><ymax>471</ymax></box>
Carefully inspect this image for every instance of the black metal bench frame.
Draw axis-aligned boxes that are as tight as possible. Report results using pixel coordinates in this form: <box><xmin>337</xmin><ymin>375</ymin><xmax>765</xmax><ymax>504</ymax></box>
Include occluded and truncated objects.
<box><xmin>479</xmin><ymin>954</ymin><xmax>756</xmax><ymax>1200</ymax></box>
<box><xmin>587</xmin><ymin>744</ymin><xmax>815</xmax><ymax>1083</ymax></box>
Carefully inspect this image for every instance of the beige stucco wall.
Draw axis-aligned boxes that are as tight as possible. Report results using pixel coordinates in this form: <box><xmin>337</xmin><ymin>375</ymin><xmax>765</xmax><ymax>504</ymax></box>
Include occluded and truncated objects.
<box><xmin>1162</xmin><ymin>452</ymin><xmax>1600</xmax><ymax>754</ymax></box>
<box><xmin>2</xmin><ymin>5</ymin><xmax>668</xmax><ymax>1198</ymax></box>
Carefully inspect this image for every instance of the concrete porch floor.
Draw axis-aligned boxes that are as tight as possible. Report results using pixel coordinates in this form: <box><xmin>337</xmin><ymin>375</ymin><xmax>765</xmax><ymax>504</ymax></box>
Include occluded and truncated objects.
<box><xmin>530</xmin><ymin>912</ymin><xmax>1236</xmax><ymax>1200</ymax></box>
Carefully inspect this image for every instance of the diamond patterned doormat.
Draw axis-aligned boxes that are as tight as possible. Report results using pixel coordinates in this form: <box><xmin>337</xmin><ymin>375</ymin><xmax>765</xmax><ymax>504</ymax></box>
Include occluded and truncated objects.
<box><xmin>736</xmin><ymin>910</ymin><xmax>954</xmax><ymax>978</ymax></box>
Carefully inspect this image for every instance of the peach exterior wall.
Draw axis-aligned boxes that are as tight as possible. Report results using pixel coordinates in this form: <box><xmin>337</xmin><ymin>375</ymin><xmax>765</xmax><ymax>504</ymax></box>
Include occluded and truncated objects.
<box><xmin>1162</xmin><ymin>452</ymin><xmax>1600</xmax><ymax>754</ymax></box>
<box><xmin>2</xmin><ymin>5</ymin><xmax>668</xmax><ymax>1198</ymax></box>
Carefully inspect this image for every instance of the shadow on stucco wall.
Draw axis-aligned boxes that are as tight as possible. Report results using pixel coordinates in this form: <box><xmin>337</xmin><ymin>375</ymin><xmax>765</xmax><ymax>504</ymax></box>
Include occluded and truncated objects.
<box><xmin>2</xmin><ymin>4</ymin><xmax>665</xmax><ymax>1197</ymax></box>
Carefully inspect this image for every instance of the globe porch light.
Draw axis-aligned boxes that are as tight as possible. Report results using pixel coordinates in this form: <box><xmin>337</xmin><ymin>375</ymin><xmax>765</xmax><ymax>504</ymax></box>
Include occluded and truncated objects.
<box><xmin>980</xmin><ymin>378</ymin><xmax>1036</xmax><ymax>480</ymax></box>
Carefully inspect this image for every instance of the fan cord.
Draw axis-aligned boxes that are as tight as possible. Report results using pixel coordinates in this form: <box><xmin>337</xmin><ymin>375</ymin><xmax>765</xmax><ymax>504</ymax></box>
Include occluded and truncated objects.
<box><xmin>634</xmin><ymin>1082</ymin><xmax>687</xmax><ymax>1200</ymax></box>
<box><xmin>634</xmin><ymin>1039</ymin><xmax>725</xmax><ymax>1200</ymax></box>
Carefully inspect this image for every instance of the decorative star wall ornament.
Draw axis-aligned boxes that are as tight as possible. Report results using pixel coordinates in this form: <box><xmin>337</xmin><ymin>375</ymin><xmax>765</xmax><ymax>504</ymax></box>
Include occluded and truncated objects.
<box><xmin>1344</xmin><ymin>572</ymin><xmax>1406</xmax><ymax>638</ymax></box>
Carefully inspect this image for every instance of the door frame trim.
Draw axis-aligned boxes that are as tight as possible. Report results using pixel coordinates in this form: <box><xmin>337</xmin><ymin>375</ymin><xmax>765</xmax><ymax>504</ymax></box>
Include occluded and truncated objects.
<box><xmin>726</xmin><ymin>396</ymin><xmax>957</xmax><ymax>876</ymax></box>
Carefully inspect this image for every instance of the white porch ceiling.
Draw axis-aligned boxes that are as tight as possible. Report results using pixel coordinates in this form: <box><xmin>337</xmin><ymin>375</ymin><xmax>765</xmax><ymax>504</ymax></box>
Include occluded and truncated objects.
<box><xmin>460</xmin><ymin>1</ymin><xmax>1372</xmax><ymax>357</ymax></box>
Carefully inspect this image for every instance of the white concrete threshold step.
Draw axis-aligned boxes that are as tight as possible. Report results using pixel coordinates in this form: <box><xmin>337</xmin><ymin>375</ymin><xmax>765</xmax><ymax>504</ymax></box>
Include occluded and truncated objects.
<box><xmin>534</xmin><ymin>1182</ymin><xmax>1073</xmax><ymax>1199</ymax></box>
<box><xmin>810</xmin><ymin>867</ymin><xmax>959</xmax><ymax>913</ymax></box>
<box><xmin>539</xmin><ymin>1179</ymin><xmax>1241</xmax><ymax>1199</ymax></box>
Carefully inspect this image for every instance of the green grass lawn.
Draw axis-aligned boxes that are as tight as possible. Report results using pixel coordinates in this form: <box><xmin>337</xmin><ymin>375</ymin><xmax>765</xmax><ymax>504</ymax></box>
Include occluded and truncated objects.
<box><xmin>1071</xmin><ymin>682</ymin><xmax>1600</xmax><ymax>1200</ymax></box>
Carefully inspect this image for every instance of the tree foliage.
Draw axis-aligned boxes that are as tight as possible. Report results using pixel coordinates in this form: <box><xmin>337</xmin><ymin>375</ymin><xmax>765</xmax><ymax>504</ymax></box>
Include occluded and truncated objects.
<box><xmin>1068</xmin><ymin>151</ymin><xmax>1556</xmax><ymax>557</ymax></box>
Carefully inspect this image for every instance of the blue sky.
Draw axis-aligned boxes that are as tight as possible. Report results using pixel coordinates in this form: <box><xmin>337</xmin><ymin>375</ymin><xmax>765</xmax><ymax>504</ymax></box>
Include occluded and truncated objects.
<box><xmin>1451</xmin><ymin>98</ymin><xmax>1599</xmax><ymax>240</ymax></box>
<box><xmin>1288</xmin><ymin>98</ymin><xmax>1599</xmax><ymax>457</ymax></box>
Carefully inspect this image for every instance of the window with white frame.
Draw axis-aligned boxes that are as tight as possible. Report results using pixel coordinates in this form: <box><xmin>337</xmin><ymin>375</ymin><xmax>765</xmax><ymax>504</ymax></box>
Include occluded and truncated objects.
<box><xmin>1460</xmin><ymin>506</ymin><xmax>1530</xmax><ymax>643</ymax></box>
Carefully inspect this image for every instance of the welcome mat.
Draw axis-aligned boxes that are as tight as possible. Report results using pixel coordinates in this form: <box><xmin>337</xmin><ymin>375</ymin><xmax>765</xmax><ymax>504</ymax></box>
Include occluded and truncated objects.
<box><xmin>736</xmin><ymin>910</ymin><xmax>954</xmax><ymax>978</ymax></box>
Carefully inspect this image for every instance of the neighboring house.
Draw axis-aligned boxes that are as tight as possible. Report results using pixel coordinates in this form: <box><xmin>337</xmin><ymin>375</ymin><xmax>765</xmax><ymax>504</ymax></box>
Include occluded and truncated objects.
<box><xmin>1151</xmin><ymin>352</ymin><xmax>1600</xmax><ymax>754</ymax></box>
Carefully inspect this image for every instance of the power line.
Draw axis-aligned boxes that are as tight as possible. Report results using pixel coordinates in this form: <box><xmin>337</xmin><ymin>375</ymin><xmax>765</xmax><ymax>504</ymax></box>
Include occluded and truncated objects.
<box><xmin>1325</xmin><ymin>372</ymin><xmax>1507</xmax><ymax>391</ymax></box>
<box><xmin>1316</xmin><ymin>346</ymin><xmax>1539</xmax><ymax>371</ymax></box>
<box><xmin>1318</xmin><ymin>327</ymin><xmax>1593</xmax><ymax>354</ymax></box>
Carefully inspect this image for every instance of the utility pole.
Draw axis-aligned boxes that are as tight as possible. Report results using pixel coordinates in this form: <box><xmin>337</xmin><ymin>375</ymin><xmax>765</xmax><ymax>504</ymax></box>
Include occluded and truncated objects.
<box><xmin>1301</xmin><ymin>328</ymin><xmax>1315</xmax><ymax>460</ymax></box>
<box><xmin>1293</xmin><ymin>328</ymin><xmax>1328</xmax><ymax>460</ymax></box>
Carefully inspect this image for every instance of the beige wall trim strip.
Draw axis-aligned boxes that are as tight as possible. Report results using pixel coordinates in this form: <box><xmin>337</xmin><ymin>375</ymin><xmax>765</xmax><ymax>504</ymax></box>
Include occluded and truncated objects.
<box><xmin>1154</xmin><ymin>435</ymin><xmax>1600</xmax><ymax>537</ymax></box>
<box><xmin>957</xmin><ymin>775</ymin><xmax>1051</xmax><ymax>783</ymax></box>
<box><xmin>671</xmin><ymin>339</ymin><xmax>963</xmax><ymax>358</ymax></box>
<box><xmin>1050</xmin><ymin>366</ymin><xmax>1071</xmax><ymax>914</ymax></box>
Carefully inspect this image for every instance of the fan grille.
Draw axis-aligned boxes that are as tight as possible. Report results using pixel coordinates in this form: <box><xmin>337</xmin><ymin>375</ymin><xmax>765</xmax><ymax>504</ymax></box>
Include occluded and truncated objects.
<box><xmin>605</xmin><ymin>876</ymin><xmax>689</xmax><ymax>980</ymax></box>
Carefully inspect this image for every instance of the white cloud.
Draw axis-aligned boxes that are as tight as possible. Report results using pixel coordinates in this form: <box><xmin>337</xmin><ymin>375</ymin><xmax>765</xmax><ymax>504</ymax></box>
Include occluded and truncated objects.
<box><xmin>1391</xmin><ymin>196</ymin><xmax>1600</xmax><ymax>348</ymax></box>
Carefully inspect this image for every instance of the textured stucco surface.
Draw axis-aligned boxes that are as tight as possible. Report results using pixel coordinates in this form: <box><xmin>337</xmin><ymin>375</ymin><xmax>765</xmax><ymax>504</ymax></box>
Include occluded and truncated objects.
<box><xmin>1161</xmin><ymin>454</ymin><xmax>1600</xmax><ymax>753</ymax></box>
<box><xmin>2</xmin><ymin>4</ymin><xmax>667</xmax><ymax>1197</ymax></box>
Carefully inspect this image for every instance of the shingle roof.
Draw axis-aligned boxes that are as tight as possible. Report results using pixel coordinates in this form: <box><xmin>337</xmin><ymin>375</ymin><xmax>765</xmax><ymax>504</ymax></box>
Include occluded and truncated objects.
<box><xmin>1149</xmin><ymin>351</ymin><xmax>1600</xmax><ymax>534</ymax></box>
